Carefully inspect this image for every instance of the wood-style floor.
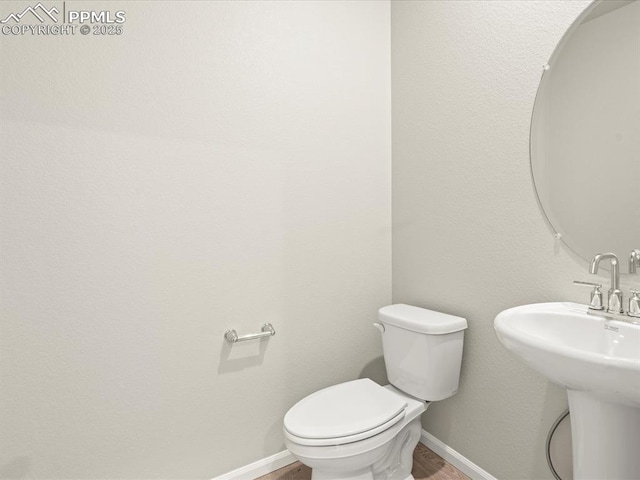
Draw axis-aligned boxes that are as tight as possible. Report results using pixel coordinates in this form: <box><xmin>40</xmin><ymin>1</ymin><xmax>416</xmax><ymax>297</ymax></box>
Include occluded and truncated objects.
<box><xmin>255</xmin><ymin>442</ymin><xmax>470</xmax><ymax>480</ymax></box>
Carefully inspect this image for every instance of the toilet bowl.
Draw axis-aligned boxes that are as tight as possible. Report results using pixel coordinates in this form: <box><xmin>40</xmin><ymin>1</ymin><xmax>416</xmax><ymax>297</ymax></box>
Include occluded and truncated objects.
<box><xmin>284</xmin><ymin>380</ymin><xmax>426</xmax><ymax>480</ymax></box>
<box><xmin>283</xmin><ymin>304</ymin><xmax>467</xmax><ymax>480</ymax></box>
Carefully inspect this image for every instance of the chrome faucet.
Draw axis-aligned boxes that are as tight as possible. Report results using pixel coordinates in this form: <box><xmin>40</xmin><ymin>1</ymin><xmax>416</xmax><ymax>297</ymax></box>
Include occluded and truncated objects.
<box><xmin>629</xmin><ymin>249</ymin><xmax>640</xmax><ymax>274</ymax></box>
<box><xmin>589</xmin><ymin>253</ymin><xmax>623</xmax><ymax>314</ymax></box>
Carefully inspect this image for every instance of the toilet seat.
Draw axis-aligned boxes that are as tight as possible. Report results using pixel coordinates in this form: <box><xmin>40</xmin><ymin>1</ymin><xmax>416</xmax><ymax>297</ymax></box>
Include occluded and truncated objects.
<box><xmin>284</xmin><ymin>378</ymin><xmax>407</xmax><ymax>447</ymax></box>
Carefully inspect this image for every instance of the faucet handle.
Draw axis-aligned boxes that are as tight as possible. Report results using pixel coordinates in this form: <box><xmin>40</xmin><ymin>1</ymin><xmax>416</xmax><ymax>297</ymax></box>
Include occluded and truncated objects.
<box><xmin>573</xmin><ymin>280</ymin><xmax>604</xmax><ymax>310</ymax></box>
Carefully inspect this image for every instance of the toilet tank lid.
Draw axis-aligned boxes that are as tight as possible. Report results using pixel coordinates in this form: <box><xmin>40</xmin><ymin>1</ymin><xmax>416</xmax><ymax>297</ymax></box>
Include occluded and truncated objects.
<box><xmin>378</xmin><ymin>304</ymin><xmax>467</xmax><ymax>334</ymax></box>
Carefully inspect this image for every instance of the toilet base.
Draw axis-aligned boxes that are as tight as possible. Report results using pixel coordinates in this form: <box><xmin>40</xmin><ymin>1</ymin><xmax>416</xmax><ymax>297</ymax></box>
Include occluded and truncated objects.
<box><xmin>370</xmin><ymin>417</ymin><xmax>421</xmax><ymax>480</ymax></box>
<box><xmin>312</xmin><ymin>472</ymin><xmax>413</xmax><ymax>480</ymax></box>
<box><xmin>297</xmin><ymin>416</ymin><xmax>422</xmax><ymax>480</ymax></box>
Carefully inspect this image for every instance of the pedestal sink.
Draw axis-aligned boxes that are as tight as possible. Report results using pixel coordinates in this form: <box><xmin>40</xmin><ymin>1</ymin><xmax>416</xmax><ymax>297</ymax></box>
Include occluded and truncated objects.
<box><xmin>494</xmin><ymin>302</ymin><xmax>640</xmax><ymax>479</ymax></box>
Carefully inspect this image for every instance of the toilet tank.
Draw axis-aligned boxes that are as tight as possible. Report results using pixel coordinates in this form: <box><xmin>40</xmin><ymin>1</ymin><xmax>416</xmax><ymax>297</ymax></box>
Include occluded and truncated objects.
<box><xmin>378</xmin><ymin>304</ymin><xmax>467</xmax><ymax>401</ymax></box>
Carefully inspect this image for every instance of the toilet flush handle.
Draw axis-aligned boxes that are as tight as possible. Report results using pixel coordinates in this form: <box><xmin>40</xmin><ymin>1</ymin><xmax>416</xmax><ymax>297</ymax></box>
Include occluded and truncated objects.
<box><xmin>372</xmin><ymin>322</ymin><xmax>385</xmax><ymax>333</ymax></box>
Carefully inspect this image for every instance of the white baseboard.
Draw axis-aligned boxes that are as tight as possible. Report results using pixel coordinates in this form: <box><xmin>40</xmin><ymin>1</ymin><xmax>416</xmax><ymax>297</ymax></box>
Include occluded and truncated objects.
<box><xmin>213</xmin><ymin>449</ymin><xmax>296</xmax><ymax>480</ymax></box>
<box><xmin>214</xmin><ymin>431</ymin><xmax>496</xmax><ymax>480</ymax></box>
<box><xmin>420</xmin><ymin>429</ymin><xmax>497</xmax><ymax>480</ymax></box>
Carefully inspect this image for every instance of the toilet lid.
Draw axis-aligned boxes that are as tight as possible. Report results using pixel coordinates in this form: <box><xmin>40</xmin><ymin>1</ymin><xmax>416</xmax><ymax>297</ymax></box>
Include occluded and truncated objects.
<box><xmin>284</xmin><ymin>378</ymin><xmax>407</xmax><ymax>440</ymax></box>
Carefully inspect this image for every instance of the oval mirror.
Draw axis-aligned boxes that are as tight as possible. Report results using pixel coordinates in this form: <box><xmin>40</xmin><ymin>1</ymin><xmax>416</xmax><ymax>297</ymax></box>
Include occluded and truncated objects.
<box><xmin>531</xmin><ymin>0</ymin><xmax>640</xmax><ymax>264</ymax></box>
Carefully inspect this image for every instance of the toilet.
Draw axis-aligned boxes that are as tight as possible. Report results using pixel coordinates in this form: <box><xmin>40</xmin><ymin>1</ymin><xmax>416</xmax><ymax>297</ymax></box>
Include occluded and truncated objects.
<box><xmin>283</xmin><ymin>304</ymin><xmax>467</xmax><ymax>480</ymax></box>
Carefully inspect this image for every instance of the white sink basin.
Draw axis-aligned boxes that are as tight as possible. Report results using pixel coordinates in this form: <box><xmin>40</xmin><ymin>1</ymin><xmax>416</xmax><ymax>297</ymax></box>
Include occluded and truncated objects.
<box><xmin>494</xmin><ymin>302</ymin><xmax>640</xmax><ymax>407</ymax></box>
<box><xmin>495</xmin><ymin>302</ymin><xmax>640</xmax><ymax>479</ymax></box>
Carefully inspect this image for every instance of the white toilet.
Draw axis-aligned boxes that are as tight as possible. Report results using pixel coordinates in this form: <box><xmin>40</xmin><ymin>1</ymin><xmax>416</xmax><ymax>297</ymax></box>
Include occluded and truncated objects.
<box><xmin>283</xmin><ymin>304</ymin><xmax>467</xmax><ymax>480</ymax></box>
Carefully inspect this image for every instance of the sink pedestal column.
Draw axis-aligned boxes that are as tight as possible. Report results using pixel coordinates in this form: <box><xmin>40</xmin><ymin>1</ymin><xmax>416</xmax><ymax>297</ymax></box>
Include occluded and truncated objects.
<box><xmin>568</xmin><ymin>390</ymin><xmax>640</xmax><ymax>480</ymax></box>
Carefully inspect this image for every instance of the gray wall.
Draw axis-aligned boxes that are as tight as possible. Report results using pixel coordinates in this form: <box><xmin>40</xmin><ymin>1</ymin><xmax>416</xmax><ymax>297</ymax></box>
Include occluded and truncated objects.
<box><xmin>391</xmin><ymin>1</ymin><xmax>640</xmax><ymax>478</ymax></box>
<box><xmin>0</xmin><ymin>2</ymin><xmax>391</xmax><ymax>477</ymax></box>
